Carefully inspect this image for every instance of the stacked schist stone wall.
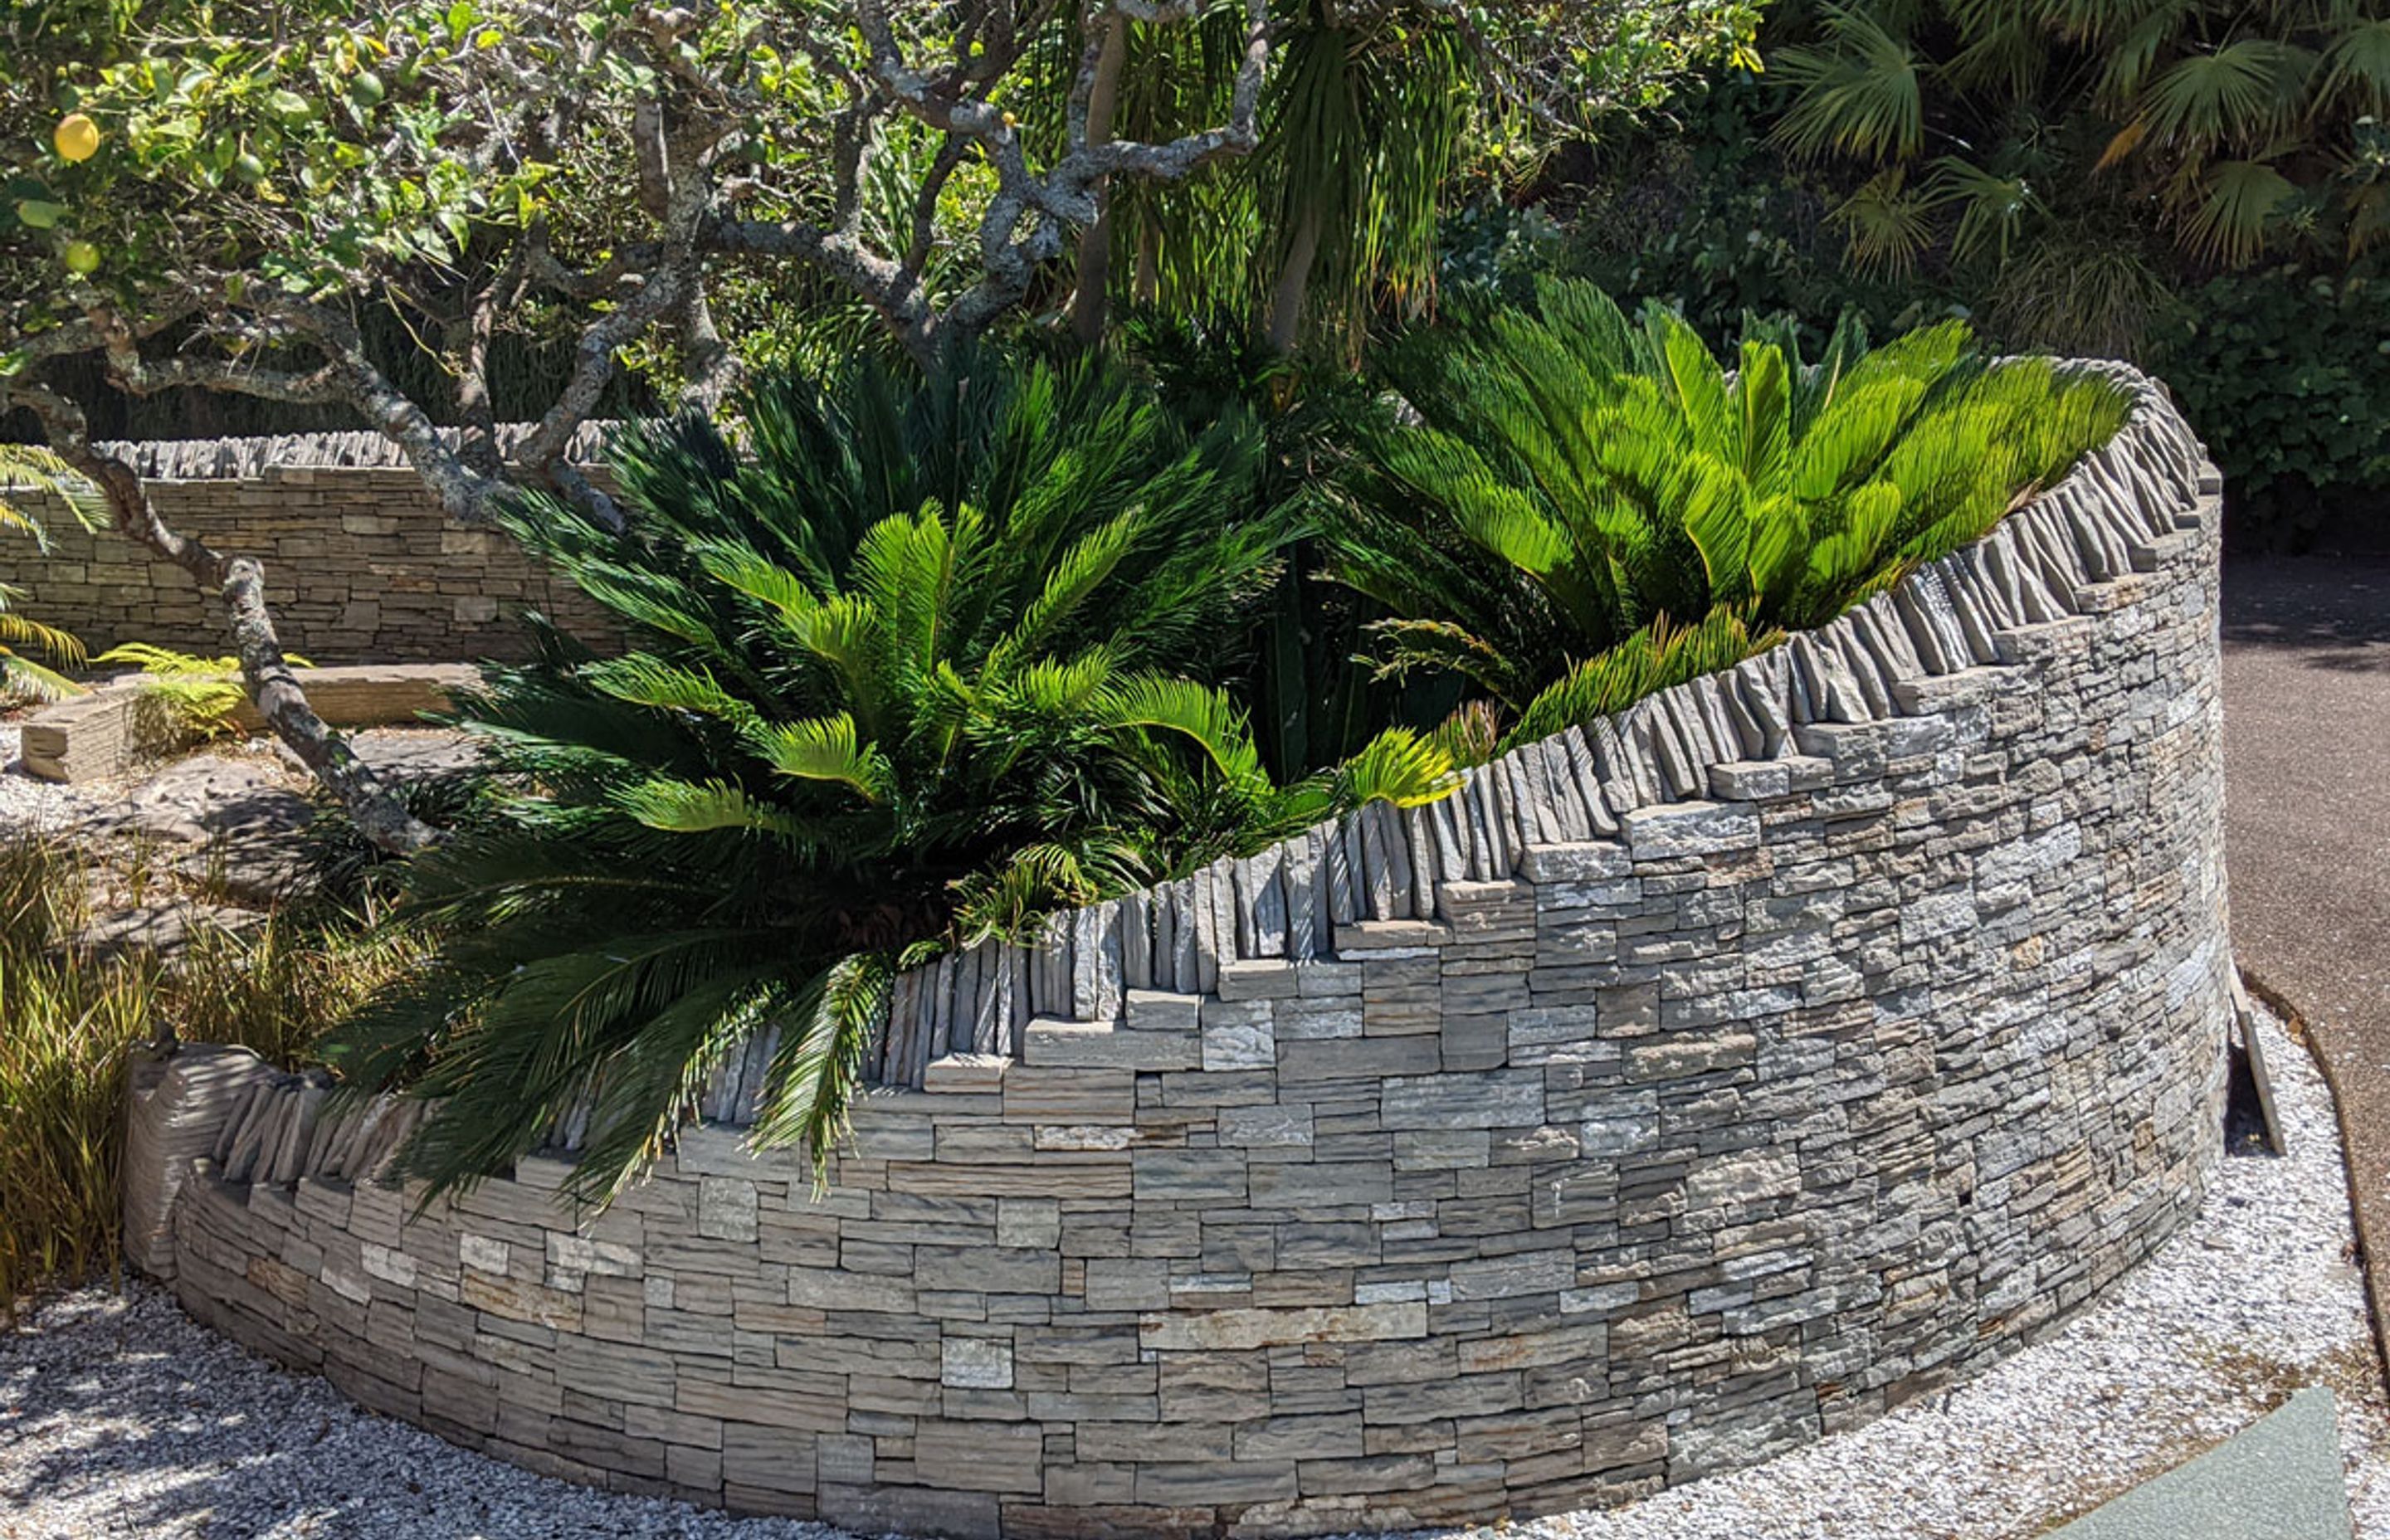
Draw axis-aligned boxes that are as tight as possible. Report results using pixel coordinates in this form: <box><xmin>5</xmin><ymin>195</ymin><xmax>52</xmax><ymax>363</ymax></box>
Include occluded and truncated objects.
<box><xmin>0</xmin><ymin>427</ymin><xmax>623</xmax><ymax>663</ymax></box>
<box><xmin>126</xmin><ymin>366</ymin><xmax>2236</xmax><ymax>1539</ymax></box>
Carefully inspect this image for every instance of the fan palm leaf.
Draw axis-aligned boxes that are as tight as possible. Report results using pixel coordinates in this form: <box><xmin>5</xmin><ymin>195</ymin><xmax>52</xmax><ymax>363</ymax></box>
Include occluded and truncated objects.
<box><xmin>1776</xmin><ymin>7</ymin><xmax>1929</xmax><ymax>163</ymax></box>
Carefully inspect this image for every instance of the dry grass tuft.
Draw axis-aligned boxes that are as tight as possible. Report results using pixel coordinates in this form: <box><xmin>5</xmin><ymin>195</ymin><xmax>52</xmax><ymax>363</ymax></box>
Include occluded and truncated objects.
<box><xmin>0</xmin><ymin>836</ymin><xmax>422</xmax><ymax>1315</ymax></box>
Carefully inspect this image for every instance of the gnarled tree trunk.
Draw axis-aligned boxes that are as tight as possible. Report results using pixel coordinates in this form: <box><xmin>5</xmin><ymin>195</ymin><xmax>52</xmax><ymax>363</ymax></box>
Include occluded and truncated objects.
<box><xmin>19</xmin><ymin>384</ymin><xmax>438</xmax><ymax>857</ymax></box>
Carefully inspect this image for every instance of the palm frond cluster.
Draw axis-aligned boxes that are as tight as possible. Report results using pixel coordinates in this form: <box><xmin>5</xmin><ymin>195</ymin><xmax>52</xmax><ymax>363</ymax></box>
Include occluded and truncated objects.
<box><xmin>328</xmin><ymin>353</ymin><xmax>1451</xmax><ymax>1204</ymax></box>
<box><xmin>1329</xmin><ymin>280</ymin><xmax>2129</xmax><ymax>748</ymax></box>
<box><xmin>1775</xmin><ymin>0</ymin><xmax>2390</xmax><ymax>270</ymax></box>
<box><xmin>0</xmin><ymin>446</ymin><xmax>95</xmax><ymax>704</ymax></box>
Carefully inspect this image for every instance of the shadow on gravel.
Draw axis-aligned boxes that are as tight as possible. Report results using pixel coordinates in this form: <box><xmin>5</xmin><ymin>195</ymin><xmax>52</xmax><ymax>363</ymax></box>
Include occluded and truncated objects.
<box><xmin>0</xmin><ymin>1286</ymin><xmax>804</xmax><ymax>1540</ymax></box>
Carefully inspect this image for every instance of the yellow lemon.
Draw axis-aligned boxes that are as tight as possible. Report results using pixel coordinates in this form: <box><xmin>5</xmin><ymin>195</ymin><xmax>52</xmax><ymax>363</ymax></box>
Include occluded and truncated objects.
<box><xmin>54</xmin><ymin>113</ymin><xmax>100</xmax><ymax>163</ymax></box>
<box><xmin>63</xmin><ymin>240</ymin><xmax>101</xmax><ymax>275</ymax></box>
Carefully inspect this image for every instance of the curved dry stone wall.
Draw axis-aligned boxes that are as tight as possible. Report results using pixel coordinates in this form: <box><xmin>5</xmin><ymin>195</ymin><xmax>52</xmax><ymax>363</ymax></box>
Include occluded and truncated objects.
<box><xmin>126</xmin><ymin>368</ymin><xmax>2235</xmax><ymax>1538</ymax></box>
<box><xmin>0</xmin><ymin>426</ymin><xmax>622</xmax><ymax>664</ymax></box>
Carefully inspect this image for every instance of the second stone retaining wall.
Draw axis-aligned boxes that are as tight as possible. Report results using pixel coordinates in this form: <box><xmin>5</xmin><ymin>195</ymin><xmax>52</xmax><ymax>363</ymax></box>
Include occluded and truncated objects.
<box><xmin>2</xmin><ymin>432</ymin><xmax>623</xmax><ymax>664</ymax></box>
<box><xmin>125</xmin><ymin>369</ymin><xmax>2236</xmax><ymax>1538</ymax></box>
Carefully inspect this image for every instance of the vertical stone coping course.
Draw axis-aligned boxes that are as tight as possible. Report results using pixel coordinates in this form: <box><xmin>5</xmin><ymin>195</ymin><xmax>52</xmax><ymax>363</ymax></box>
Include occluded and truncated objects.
<box><xmin>128</xmin><ymin>363</ymin><xmax>2236</xmax><ymax>1538</ymax></box>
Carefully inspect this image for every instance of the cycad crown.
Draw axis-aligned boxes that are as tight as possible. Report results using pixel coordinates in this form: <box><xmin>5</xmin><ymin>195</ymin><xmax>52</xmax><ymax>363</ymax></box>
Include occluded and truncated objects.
<box><xmin>1333</xmin><ymin>279</ymin><xmax>2129</xmax><ymax>746</ymax></box>
<box><xmin>329</xmin><ymin>352</ymin><xmax>1453</xmax><ymax>1207</ymax></box>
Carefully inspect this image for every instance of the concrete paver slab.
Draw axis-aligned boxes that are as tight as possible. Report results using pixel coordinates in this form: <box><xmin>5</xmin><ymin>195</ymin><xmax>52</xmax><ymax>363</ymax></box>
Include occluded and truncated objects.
<box><xmin>2051</xmin><ymin>1389</ymin><xmax>2353</xmax><ymax>1540</ymax></box>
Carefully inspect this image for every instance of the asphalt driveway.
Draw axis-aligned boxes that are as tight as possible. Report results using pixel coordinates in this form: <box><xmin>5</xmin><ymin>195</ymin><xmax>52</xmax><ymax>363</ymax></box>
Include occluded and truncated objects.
<box><xmin>2222</xmin><ymin>553</ymin><xmax>2390</xmax><ymax>1348</ymax></box>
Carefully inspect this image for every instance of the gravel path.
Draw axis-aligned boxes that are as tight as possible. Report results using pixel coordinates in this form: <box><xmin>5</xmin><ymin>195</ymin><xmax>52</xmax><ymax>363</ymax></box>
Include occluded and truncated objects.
<box><xmin>4</xmin><ymin>1006</ymin><xmax>2383</xmax><ymax>1540</ymax></box>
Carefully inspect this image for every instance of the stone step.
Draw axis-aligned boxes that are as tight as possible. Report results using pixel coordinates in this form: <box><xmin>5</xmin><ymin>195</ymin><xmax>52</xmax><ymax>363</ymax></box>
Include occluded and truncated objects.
<box><xmin>1022</xmin><ymin>1017</ymin><xmax>1197</xmax><ymax>1070</ymax></box>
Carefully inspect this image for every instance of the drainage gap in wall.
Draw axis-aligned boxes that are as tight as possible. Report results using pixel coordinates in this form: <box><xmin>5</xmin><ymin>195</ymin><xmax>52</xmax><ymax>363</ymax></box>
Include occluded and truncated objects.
<box><xmin>2224</xmin><ymin>1040</ymin><xmax>2280</xmax><ymax>1157</ymax></box>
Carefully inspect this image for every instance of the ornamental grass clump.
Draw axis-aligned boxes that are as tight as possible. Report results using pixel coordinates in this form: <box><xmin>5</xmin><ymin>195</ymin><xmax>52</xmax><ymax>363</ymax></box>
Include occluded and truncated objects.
<box><xmin>328</xmin><ymin>352</ymin><xmax>1456</xmax><ymax>1206</ymax></box>
<box><xmin>1330</xmin><ymin>279</ymin><xmax>2132</xmax><ymax>745</ymax></box>
<box><xmin>0</xmin><ymin>838</ymin><xmax>419</xmax><ymax>1314</ymax></box>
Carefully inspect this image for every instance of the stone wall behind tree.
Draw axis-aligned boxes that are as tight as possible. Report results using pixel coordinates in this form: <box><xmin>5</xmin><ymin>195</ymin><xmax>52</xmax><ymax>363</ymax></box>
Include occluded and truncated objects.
<box><xmin>2</xmin><ymin>431</ymin><xmax>624</xmax><ymax>663</ymax></box>
<box><xmin>123</xmin><ymin>370</ymin><xmax>2237</xmax><ymax>1538</ymax></box>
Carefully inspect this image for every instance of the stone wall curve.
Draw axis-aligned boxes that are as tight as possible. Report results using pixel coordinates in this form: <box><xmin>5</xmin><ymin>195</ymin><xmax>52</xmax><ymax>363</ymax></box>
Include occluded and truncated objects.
<box><xmin>127</xmin><ymin>368</ymin><xmax>2235</xmax><ymax>1538</ymax></box>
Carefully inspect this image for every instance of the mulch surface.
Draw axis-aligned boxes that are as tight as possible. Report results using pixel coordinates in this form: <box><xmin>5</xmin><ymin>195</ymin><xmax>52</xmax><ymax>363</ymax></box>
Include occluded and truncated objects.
<box><xmin>2222</xmin><ymin>553</ymin><xmax>2390</xmax><ymax>1368</ymax></box>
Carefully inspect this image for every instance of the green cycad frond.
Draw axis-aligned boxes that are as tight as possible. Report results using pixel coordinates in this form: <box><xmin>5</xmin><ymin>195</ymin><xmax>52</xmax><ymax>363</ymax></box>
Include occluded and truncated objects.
<box><xmin>1507</xmin><ymin>611</ymin><xmax>1772</xmax><ymax>748</ymax></box>
<box><xmin>1336</xmin><ymin>727</ymin><xmax>1461</xmax><ymax>808</ymax></box>
<box><xmin>0</xmin><ymin>463</ymin><xmax>93</xmax><ymax>703</ymax></box>
<box><xmin>749</xmin><ymin>953</ymin><xmax>891</xmax><ymax>1172</ymax></box>
<box><xmin>0</xmin><ymin>642</ymin><xmax>85</xmax><ymax>704</ymax></box>
<box><xmin>1427</xmin><ymin>699</ymin><xmax>1506</xmax><ymax>771</ymax></box>
<box><xmin>335</xmin><ymin>348</ymin><xmax>1314</xmax><ymax>1206</ymax></box>
<box><xmin>1338</xmin><ymin>280</ymin><xmax>2130</xmax><ymax>743</ymax></box>
<box><xmin>612</xmin><ymin>777</ymin><xmax>813</xmax><ymax>837</ymax></box>
<box><xmin>742</xmin><ymin>714</ymin><xmax>897</xmax><ymax>802</ymax></box>
<box><xmin>0</xmin><ymin>607</ymin><xmax>86</xmax><ymax>668</ymax></box>
<box><xmin>0</xmin><ymin>445</ymin><xmax>103</xmax><ymax>541</ymax></box>
<box><xmin>1090</xmin><ymin>674</ymin><xmax>1268</xmax><ymax>791</ymax></box>
<box><xmin>579</xmin><ymin>654</ymin><xmax>756</xmax><ymax>723</ymax></box>
<box><xmin>90</xmin><ymin>642</ymin><xmax>316</xmax><ymax>738</ymax></box>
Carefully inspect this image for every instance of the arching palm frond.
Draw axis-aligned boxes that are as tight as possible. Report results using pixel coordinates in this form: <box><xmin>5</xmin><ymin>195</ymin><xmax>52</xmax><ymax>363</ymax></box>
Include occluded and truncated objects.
<box><xmin>2182</xmin><ymin>158</ymin><xmax>2300</xmax><ymax>262</ymax></box>
<box><xmin>0</xmin><ymin>449</ymin><xmax>95</xmax><ymax>704</ymax></box>
<box><xmin>2139</xmin><ymin>41</ymin><xmax>2314</xmax><ymax>155</ymax></box>
<box><xmin>1832</xmin><ymin>167</ymin><xmax>1940</xmax><ymax>276</ymax></box>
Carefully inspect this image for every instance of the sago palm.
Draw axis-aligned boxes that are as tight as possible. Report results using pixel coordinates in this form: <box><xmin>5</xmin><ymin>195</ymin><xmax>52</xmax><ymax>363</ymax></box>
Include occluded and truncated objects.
<box><xmin>1330</xmin><ymin>280</ymin><xmax>2129</xmax><ymax>744</ymax></box>
<box><xmin>328</xmin><ymin>351</ymin><xmax>1451</xmax><ymax>1206</ymax></box>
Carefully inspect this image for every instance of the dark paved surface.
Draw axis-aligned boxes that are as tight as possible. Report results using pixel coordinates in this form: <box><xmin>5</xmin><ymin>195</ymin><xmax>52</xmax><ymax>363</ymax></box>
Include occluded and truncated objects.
<box><xmin>2223</xmin><ymin>555</ymin><xmax>2390</xmax><ymax>1353</ymax></box>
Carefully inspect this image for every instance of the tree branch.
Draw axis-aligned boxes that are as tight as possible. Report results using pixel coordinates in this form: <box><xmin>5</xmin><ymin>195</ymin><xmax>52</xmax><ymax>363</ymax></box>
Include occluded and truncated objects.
<box><xmin>10</xmin><ymin>381</ymin><xmax>438</xmax><ymax>856</ymax></box>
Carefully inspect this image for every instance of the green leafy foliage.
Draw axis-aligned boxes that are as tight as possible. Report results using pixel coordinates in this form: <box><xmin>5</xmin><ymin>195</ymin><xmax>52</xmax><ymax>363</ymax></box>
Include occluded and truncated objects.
<box><xmin>1331</xmin><ymin>280</ymin><xmax>2130</xmax><ymax>743</ymax></box>
<box><xmin>0</xmin><ymin>446</ymin><xmax>94</xmax><ymax>703</ymax></box>
<box><xmin>1024</xmin><ymin>0</ymin><xmax>1763</xmax><ymax>359</ymax></box>
<box><xmin>1549</xmin><ymin>63</ymin><xmax>2374</xmax><ymax>539</ymax></box>
<box><xmin>2158</xmin><ymin>262</ymin><xmax>2390</xmax><ymax>543</ymax></box>
<box><xmin>327</xmin><ymin>350</ymin><xmax>1456</xmax><ymax>1206</ymax></box>
<box><xmin>1768</xmin><ymin>0</ymin><xmax>2390</xmax><ymax>268</ymax></box>
<box><xmin>89</xmin><ymin>642</ymin><xmax>313</xmax><ymax>742</ymax></box>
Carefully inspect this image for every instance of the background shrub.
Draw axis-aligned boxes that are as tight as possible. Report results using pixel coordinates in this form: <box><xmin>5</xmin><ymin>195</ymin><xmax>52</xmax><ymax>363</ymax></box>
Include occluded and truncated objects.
<box><xmin>2158</xmin><ymin>264</ymin><xmax>2390</xmax><ymax>548</ymax></box>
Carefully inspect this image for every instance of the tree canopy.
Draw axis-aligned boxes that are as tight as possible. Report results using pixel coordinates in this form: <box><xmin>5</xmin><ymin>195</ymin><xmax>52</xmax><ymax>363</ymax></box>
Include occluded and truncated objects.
<box><xmin>0</xmin><ymin>0</ymin><xmax>1758</xmax><ymax>850</ymax></box>
<box><xmin>3</xmin><ymin>0</ymin><xmax>1762</xmax><ymax>513</ymax></box>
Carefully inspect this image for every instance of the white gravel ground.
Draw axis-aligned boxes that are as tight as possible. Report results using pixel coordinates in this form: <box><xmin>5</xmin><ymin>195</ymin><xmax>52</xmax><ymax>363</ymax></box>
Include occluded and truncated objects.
<box><xmin>3</xmin><ymin>1006</ymin><xmax>2382</xmax><ymax>1540</ymax></box>
<box><xmin>0</xmin><ymin>722</ymin><xmax>109</xmax><ymax>832</ymax></box>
